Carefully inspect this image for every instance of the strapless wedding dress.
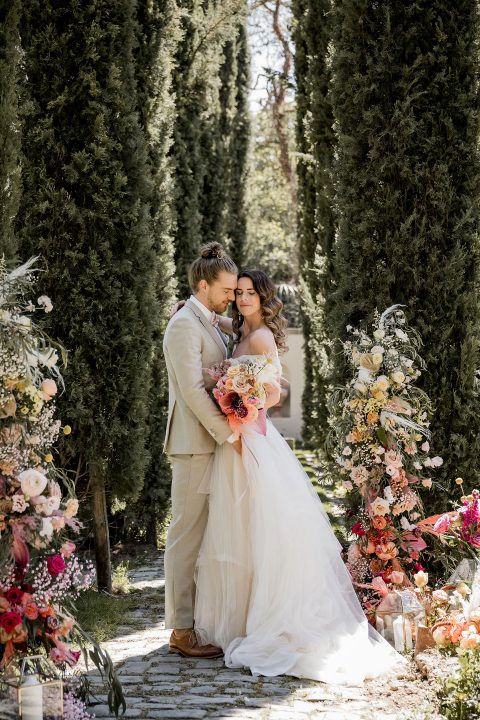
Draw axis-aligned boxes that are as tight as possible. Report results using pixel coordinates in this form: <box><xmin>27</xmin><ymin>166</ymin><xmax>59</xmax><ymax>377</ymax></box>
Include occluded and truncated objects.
<box><xmin>194</xmin><ymin>355</ymin><xmax>405</xmax><ymax>685</ymax></box>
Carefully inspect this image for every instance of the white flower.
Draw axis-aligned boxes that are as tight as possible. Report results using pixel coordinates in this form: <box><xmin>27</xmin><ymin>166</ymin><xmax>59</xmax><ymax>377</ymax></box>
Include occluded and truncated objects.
<box><xmin>421</xmin><ymin>441</ymin><xmax>430</xmax><ymax>452</ymax></box>
<box><xmin>375</xmin><ymin>375</ymin><xmax>390</xmax><ymax>391</ymax></box>
<box><xmin>342</xmin><ymin>446</ymin><xmax>352</xmax><ymax>456</ymax></box>
<box><xmin>373</xmin><ymin>329</ymin><xmax>385</xmax><ymax>340</ymax></box>
<box><xmin>388</xmin><ymin>348</ymin><xmax>398</xmax><ymax>356</ymax></box>
<box><xmin>395</xmin><ymin>329</ymin><xmax>408</xmax><ymax>341</ymax></box>
<box><xmin>384</xmin><ymin>485</ymin><xmax>394</xmax><ymax>503</ymax></box>
<box><xmin>11</xmin><ymin>494</ymin><xmax>28</xmax><ymax>513</ymax></box>
<box><xmin>431</xmin><ymin>456</ymin><xmax>443</xmax><ymax>467</ymax></box>
<box><xmin>37</xmin><ymin>295</ymin><xmax>53</xmax><ymax>313</ymax></box>
<box><xmin>400</xmin><ymin>516</ymin><xmax>416</xmax><ymax>531</ymax></box>
<box><xmin>42</xmin><ymin>496</ymin><xmax>61</xmax><ymax>515</ymax></box>
<box><xmin>391</xmin><ymin>371</ymin><xmax>405</xmax><ymax>384</ymax></box>
<box><xmin>354</xmin><ymin>382</ymin><xmax>367</xmax><ymax>394</ymax></box>
<box><xmin>372</xmin><ymin>353</ymin><xmax>383</xmax><ymax>365</ymax></box>
<box><xmin>19</xmin><ymin>468</ymin><xmax>48</xmax><ymax>497</ymax></box>
<box><xmin>414</xmin><ymin>570</ymin><xmax>429</xmax><ymax>588</ymax></box>
<box><xmin>371</xmin><ymin>497</ymin><xmax>390</xmax><ymax>516</ymax></box>
<box><xmin>39</xmin><ymin>517</ymin><xmax>54</xmax><ymax>540</ymax></box>
<box><xmin>413</xmin><ymin>461</ymin><xmax>423</xmax><ymax>470</ymax></box>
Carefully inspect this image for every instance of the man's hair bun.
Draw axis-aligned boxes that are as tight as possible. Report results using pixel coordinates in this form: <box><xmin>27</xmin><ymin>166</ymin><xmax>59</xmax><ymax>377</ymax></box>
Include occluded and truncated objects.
<box><xmin>200</xmin><ymin>242</ymin><xmax>225</xmax><ymax>260</ymax></box>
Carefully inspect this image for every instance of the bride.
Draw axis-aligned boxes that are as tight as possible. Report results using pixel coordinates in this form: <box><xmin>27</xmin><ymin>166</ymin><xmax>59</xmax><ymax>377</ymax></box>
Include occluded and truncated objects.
<box><xmin>193</xmin><ymin>269</ymin><xmax>406</xmax><ymax>685</ymax></box>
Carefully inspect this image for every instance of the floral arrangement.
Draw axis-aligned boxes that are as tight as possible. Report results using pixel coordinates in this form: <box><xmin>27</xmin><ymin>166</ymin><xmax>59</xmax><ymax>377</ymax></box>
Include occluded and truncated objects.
<box><xmin>419</xmin><ymin>488</ymin><xmax>480</xmax><ymax>552</ymax></box>
<box><xmin>208</xmin><ymin>355</ymin><xmax>278</xmax><ymax>435</ymax></box>
<box><xmin>0</xmin><ymin>258</ymin><xmax>123</xmax><ymax>714</ymax></box>
<box><xmin>329</xmin><ymin>305</ymin><xmax>444</xmax><ymax>617</ymax></box>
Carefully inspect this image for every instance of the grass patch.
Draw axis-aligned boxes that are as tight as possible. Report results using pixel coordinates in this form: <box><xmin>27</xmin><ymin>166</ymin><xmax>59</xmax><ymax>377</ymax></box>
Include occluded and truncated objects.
<box><xmin>75</xmin><ymin>588</ymin><xmax>141</xmax><ymax>643</ymax></box>
<box><xmin>74</xmin><ymin>562</ymin><xmax>141</xmax><ymax>643</ymax></box>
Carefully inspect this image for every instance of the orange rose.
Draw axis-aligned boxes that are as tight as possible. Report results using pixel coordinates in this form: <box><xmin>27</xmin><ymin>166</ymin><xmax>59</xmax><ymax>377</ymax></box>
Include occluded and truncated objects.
<box><xmin>372</xmin><ymin>515</ymin><xmax>388</xmax><ymax>530</ymax></box>
<box><xmin>367</xmin><ymin>411</ymin><xmax>379</xmax><ymax>425</ymax></box>
<box><xmin>24</xmin><ymin>602</ymin><xmax>39</xmax><ymax>620</ymax></box>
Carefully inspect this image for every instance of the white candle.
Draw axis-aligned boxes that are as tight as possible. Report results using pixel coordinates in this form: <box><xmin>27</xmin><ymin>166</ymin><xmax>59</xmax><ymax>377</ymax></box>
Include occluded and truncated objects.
<box><xmin>404</xmin><ymin>620</ymin><xmax>413</xmax><ymax>651</ymax></box>
<box><xmin>20</xmin><ymin>673</ymin><xmax>42</xmax><ymax>720</ymax></box>
<box><xmin>376</xmin><ymin>616</ymin><xmax>385</xmax><ymax>636</ymax></box>
<box><xmin>392</xmin><ymin>615</ymin><xmax>405</xmax><ymax>652</ymax></box>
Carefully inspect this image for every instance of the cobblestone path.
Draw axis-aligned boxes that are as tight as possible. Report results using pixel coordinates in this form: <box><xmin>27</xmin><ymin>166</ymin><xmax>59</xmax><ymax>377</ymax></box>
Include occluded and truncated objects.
<box><xmin>87</xmin><ymin>551</ymin><xmax>442</xmax><ymax>720</ymax></box>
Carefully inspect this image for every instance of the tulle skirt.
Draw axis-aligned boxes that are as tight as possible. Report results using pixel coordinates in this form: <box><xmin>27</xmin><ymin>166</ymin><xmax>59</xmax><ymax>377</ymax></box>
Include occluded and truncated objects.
<box><xmin>194</xmin><ymin>420</ymin><xmax>405</xmax><ymax>685</ymax></box>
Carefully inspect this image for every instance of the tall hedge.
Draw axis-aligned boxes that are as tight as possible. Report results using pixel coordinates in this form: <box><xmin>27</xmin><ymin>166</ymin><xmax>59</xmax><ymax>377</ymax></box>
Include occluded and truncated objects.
<box><xmin>130</xmin><ymin>0</ymin><xmax>180</xmax><ymax>545</ymax></box>
<box><xmin>292</xmin><ymin>0</ymin><xmax>334</xmax><ymax>446</ymax></box>
<box><xmin>0</xmin><ymin>0</ymin><xmax>22</xmax><ymax>261</ymax></box>
<box><xmin>329</xmin><ymin>0</ymin><xmax>480</xmax><ymax>502</ymax></box>
<box><xmin>17</xmin><ymin>0</ymin><xmax>157</xmax><ymax>588</ymax></box>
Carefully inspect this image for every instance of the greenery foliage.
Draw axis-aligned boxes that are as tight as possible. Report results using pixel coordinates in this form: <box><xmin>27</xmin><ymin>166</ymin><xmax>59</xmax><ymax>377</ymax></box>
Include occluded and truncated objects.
<box><xmin>16</xmin><ymin>0</ymin><xmax>158</xmax><ymax>581</ymax></box>
<box><xmin>328</xmin><ymin>0</ymin><xmax>480</xmax><ymax>509</ymax></box>
<box><xmin>439</xmin><ymin>651</ymin><xmax>480</xmax><ymax>720</ymax></box>
<box><xmin>0</xmin><ymin>0</ymin><xmax>22</xmax><ymax>262</ymax></box>
<box><xmin>292</xmin><ymin>0</ymin><xmax>334</xmax><ymax>446</ymax></box>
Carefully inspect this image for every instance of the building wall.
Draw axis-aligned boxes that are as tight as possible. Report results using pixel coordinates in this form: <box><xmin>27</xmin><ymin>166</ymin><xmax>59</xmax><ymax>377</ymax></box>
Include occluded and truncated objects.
<box><xmin>269</xmin><ymin>328</ymin><xmax>304</xmax><ymax>440</ymax></box>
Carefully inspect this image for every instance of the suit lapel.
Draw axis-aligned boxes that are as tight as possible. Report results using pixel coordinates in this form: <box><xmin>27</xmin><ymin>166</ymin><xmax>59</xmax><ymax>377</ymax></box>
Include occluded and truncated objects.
<box><xmin>185</xmin><ymin>298</ymin><xmax>227</xmax><ymax>358</ymax></box>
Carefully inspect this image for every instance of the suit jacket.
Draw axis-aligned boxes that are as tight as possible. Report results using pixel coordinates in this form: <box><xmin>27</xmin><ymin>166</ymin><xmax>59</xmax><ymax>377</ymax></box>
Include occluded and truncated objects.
<box><xmin>163</xmin><ymin>298</ymin><xmax>232</xmax><ymax>454</ymax></box>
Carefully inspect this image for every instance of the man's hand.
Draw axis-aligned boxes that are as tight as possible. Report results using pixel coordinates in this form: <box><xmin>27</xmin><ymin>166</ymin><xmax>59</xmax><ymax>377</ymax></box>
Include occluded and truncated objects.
<box><xmin>232</xmin><ymin>438</ymin><xmax>242</xmax><ymax>455</ymax></box>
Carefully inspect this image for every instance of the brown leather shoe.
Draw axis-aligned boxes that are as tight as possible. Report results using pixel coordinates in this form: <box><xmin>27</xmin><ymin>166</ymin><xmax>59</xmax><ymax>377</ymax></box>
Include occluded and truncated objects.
<box><xmin>169</xmin><ymin>628</ymin><xmax>223</xmax><ymax>659</ymax></box>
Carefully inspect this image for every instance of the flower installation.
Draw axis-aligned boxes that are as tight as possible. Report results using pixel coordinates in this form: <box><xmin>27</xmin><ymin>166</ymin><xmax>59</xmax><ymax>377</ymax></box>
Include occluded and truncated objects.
<box><xmin>208</xmin><ymin>355</ymin><xmax>279</xmax><ymax>435</ymax></box>
<box><xmin>0</xmin><ymin>258</ymin><xmax>123</xmax><ymax>717</ymax></box>
<box><xmin>329</xmin><ymin>305</ymin><xmax>444</xmax><ymax>620</ymax></box>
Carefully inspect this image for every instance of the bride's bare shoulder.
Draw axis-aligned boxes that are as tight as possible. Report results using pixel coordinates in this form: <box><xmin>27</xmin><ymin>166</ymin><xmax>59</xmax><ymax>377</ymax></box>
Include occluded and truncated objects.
<box><xmin>248</xmin><ymin>328</ymin><xmax>276</xmax><ymax>355</ymax></box>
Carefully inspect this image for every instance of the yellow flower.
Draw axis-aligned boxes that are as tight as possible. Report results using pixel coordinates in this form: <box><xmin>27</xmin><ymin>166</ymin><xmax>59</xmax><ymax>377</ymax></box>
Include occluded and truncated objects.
<box><xmin>44</xmin><ymin>453</ymin><xmax>53</xmax><ymax>463</ymax></box>
<box><xmin>455</xmin><ymin>477</ymin><xmax>463</xmax><ymax>485</ymax></box>
<box><xmin>20</xmin><ymin>406</ymin><xmax>29</xmax><ymax>415</ymax></box>
<box><xmin>63</xmin><ymin>425</ymin><xmax>72</xmax><ymax>436</ymax></box>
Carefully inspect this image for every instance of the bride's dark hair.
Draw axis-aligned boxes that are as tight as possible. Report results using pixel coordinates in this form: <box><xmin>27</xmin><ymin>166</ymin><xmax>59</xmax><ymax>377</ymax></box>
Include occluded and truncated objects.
<box><xmin>232</xmin><ymin>270</ymin><xmax>288</xmax><ymax>352</ymax></box>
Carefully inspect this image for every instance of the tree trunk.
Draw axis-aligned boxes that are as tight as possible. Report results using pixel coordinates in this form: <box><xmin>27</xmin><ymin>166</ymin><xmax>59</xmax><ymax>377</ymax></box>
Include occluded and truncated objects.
<box><xmin>146</xmin><ymin>516</ymin><xmax>158</xmax><ymax>548</ymax></box>
<box><xmin>90</xmin><ymin>465</ymin><xmax>112</xmax><ymax>592</ymax></box>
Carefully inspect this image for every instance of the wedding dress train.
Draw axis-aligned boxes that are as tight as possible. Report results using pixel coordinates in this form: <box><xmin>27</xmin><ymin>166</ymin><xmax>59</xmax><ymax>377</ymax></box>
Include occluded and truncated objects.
<box><xmin>194</xmin><ymin>356</ymin><xmax>405</xmax><ymax>685</ymax></box>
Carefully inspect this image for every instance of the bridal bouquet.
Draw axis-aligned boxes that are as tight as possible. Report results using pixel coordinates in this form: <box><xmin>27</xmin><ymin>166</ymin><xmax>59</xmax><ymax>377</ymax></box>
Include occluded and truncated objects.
<box><xmin>208</xmin><ymin>356</ymin><xmax>278</xmax><ymax>435</ymax></box>
<box><xmin>329</xmin><ymin>305</ymin><xmax>444</xmax><ymax>615</ymax></box>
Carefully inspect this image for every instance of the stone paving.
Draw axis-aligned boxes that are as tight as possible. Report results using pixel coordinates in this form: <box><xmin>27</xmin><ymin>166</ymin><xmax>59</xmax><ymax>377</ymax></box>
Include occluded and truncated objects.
<box><xmin>86</xmin><ymin>552</ymin><xmax>443</xmax><ymax>720</ymax></box>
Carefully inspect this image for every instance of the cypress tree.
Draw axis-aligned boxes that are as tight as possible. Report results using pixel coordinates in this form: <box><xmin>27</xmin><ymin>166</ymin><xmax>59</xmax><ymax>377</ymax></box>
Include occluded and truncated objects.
<box><xmin>171</xmin><ymin>0</ymin><xmax>248</xmax><ymax>294</ymax></box>
<box><xmin>17</xmin><ymin>0</ymin><xmax>156</xmax><ymax>588</ymax></box>
<box><xmin>0</xmin><ymin>0</ymin><xmax>22</xmax><ymax>261</ymax></box>
<box><xmin>226</xmin><ymin>20</ymin><xmax>249</xmax><ymax>267</ymax></box>
<box><xmin>292</xmin><ymin>0</ymin><xmax>334</xmax><ymax>446</ymax></box>
<box><xmin>130</xmin><ymin>0</ymin><xmax>179</xmax><ymax>545</ymax></box>
<box><xmin>329</xmin><ymin>1</ymin><xmax>480</xmax><ymax>503</ymax></box>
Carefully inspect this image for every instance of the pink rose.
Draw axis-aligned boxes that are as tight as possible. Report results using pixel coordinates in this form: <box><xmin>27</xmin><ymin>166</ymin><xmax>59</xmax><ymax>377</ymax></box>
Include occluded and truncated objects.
<box><xmin>60</xmin><ymin>541</ymin><xmax>76</xmax><ymax>558</ymax></box>
<box><xmin>390</xmin><ymin>571</ymin><xmax>404</xmax><ymax>585</ymax></box>
<box><xmin>46</xmin><ymin>554</ymin><xmax>66</xmax><ymax>577</ymax></box>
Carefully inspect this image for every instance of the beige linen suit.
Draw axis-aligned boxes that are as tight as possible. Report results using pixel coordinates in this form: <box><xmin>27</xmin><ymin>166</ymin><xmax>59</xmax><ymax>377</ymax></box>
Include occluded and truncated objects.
<box><xmin>163</xmin><ymin>298</ymin><xmax>232</xmax><ymax>629</ymax></box>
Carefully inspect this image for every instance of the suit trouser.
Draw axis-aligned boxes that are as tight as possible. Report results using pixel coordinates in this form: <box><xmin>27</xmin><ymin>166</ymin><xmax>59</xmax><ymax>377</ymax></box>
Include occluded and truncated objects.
<box><xmin>164</xmin><ymin>452</ymin><xmax>214</xmax><ymax>629</ymax></box>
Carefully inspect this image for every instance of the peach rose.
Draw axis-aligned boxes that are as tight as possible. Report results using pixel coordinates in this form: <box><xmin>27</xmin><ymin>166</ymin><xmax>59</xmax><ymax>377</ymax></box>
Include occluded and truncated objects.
<box><xmin>40</xmin><ymin>379</ymin><xmax>57</xmax><ymax>401</ymax></box>
<box><xmin>390</xmin><ymin>571</ymin><xmax>404</xmax><ymax>585</ymax></box>
<box><xmin>64</xmin><ymin>498</ymin><xmax>79</xmax><ymax>518</ymax></box>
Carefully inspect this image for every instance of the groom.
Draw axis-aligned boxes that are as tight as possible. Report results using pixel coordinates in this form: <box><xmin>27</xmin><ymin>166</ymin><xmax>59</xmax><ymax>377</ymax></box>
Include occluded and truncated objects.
<box><xmin>163</xmin><ymin>242</ymin><xmax>240</xmax><ymax>658</ymax></box>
